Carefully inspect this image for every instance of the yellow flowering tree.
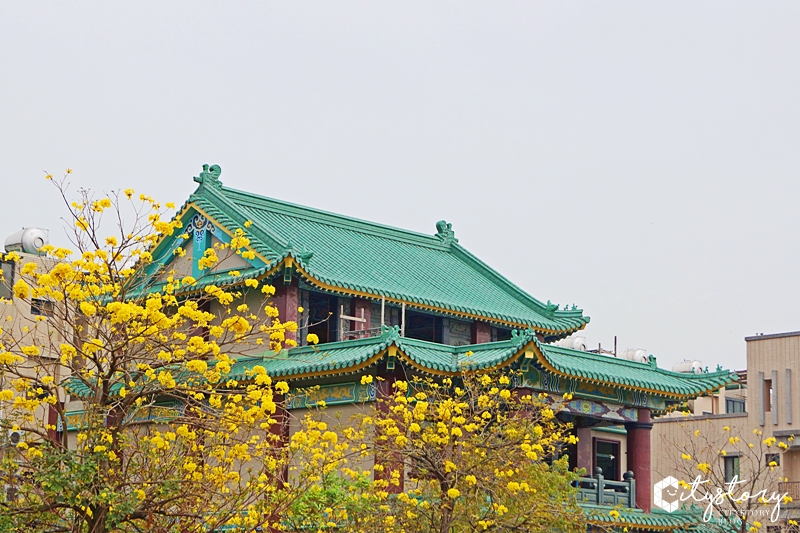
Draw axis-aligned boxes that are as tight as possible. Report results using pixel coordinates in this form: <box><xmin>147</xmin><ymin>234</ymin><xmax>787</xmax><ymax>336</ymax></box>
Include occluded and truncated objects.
<box><xmin>0</xmin><ymin>174</ymin><xmax>351</xmax><ymax>532</ymax></box>
<box><xmin>661</xmin><ymin>420</ymin><xmax>793</xmax><ymax>533</ymax></box>
<box><xmin>297</xmin><ymin>372</ymin><xmax>586</xmax><ymax>533</ymax></box>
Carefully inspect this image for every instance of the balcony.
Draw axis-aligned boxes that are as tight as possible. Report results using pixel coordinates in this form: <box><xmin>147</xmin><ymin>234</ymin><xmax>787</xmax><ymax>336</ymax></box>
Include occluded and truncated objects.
<box><xmin>574</xmin><ymin>468</ymin><xmax>636</xmax><ymax>508</ymax></box>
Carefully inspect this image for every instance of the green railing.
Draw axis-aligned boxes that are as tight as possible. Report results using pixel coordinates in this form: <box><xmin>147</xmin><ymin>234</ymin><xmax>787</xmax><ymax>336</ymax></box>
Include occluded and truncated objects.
<box><xmin>574</xmin><ymin>468</ymin><xmax>636</xmax><ymax>508</ymax></box>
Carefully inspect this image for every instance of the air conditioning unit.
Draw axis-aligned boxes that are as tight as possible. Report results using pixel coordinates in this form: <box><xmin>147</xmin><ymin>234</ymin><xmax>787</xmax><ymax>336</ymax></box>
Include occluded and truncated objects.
<box><xmin>7</xmin><ymin>429</ymin><xmax>24</xmax><ymax>446</ymax></box>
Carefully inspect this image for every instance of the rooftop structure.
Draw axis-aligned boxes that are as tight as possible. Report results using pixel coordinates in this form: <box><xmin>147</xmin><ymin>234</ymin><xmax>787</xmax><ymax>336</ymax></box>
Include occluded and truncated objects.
<box><xmin>56</xmin><ymin>164</ymin><xmax>739</xmax><ymax>531</ymax></box>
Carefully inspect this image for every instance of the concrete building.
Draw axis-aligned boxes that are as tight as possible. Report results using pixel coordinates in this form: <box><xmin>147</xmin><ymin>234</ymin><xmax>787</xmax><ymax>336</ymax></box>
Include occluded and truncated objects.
<box><xmin>652</xmin><ymin>331</ymin><xmax>800</xmax><ymax>529</ymax></box>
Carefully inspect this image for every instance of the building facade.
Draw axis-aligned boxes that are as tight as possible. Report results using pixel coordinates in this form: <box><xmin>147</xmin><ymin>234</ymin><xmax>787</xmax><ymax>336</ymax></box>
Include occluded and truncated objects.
<box><xmin>652</xmin><ymin>331</ymin><xmax>800</xmax><ymax>530</ymax></box>
<box><xmin>14</xmin><ymin>165</ymin><xmax>741</xmax><ymax>531</ymax></box>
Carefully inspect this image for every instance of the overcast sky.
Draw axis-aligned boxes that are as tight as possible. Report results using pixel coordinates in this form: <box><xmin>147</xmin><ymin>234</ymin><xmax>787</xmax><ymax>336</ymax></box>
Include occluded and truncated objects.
<box><xmin>2</xmin><ymin>2</ymin><xmax>798</xmax><ymax>370</ymax></box>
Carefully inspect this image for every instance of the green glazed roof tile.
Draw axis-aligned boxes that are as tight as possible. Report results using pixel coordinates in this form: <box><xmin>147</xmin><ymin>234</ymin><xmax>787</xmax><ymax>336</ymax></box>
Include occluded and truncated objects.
<box><xmin>535</xmin><ymin>340</ymin><xmax>738</xmax><ymax>397</ymax></box>
<box><xmin>124</xmin><ymin>266</ymin><xmax>271</xmax><ymax>300</ymax></box>
<box><xmin>64</xmin><ymin>329</ymin><xmax>737</xmax><ymax>400</ymax></box>
<box><xmin>181</xmin><ymin>177</ymin><xmax>590</xmax><ymax>335</ymax></box>
<box><xmin>583</xmin><ymin>505</ymin><xmax>737</xmax><ymax>531</ymax></box>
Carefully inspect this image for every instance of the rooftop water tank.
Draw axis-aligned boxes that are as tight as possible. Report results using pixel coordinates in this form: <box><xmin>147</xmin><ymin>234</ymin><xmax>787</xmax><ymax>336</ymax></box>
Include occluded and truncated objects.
<box><xmin>619</xmin><ymin>348</ymin><xmax>649</xmax><ymax>363</ymax></box>
<box><xmin>672</xmin><ymin>360</ymin><xmax>704</xmax><ymax>374</ymax></box>
<box><xmin>555</xmin><ymin>335</ymin><xmax>587</xmax><ymax>351</ymax></box>
<box><xmin>4</xmin><ymin>228</ymin><xmax>49</xmax><ymax>255</ymax></box>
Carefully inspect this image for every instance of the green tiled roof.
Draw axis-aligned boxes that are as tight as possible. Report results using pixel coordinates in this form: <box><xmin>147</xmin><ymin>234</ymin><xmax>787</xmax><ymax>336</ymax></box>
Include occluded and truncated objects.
<box><xmin>64</xmin><ymin>329</ymin><xmax>737</xmax><ymax>400</ymax></box>
<box><xmin>583</xmin><ymin>505</ymin><xmax>714</xmax><ymax>531</ymax></box>
<box><xmin>229</xmin><ymin>334</ymin><xmax>396</xmax><ymax>380</ymax></box>
<box><xmin>178</xmin><ymin>168</ymin><xmax>589</xmax><ymax>336</ymax></box>
<box><xmin>230</xmin><ymin>326</ymin><xmax>533</xmax><ymax>379</ymax></box>
<box><xmin>535</xmin><ymin>341</ymin><xmax>738</xmax><ymax>398</ymax></box>
<box><xmin>124</xmin><ymin>266</ymin><xmax>271</xmax><ymax>299</ymax></box>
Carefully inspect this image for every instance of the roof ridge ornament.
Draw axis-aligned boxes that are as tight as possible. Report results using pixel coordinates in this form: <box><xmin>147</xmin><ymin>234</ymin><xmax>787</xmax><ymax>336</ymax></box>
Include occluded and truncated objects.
<box><xmin>435</xmin><ymin>220</ymin><xmax>458</xmax><ymax>246</ymax></box>
<box><xmin>284</xmin><ymin>240</ymin><xmax>313</xmax><ymax>264</ymax></box>
<box><xmin>193</xmin><ymin>164</ymin><xmax>223</xmax><ymax>188</ymax></box>
<box><xmin>381</xmin><ymin>324</ymin><xmax>401</xmax><ymax>342</ymax></box>
<box><xmin>511</xmin><ymin>328</ymin><xmax>536</xmax><ymax>341</ymax></box>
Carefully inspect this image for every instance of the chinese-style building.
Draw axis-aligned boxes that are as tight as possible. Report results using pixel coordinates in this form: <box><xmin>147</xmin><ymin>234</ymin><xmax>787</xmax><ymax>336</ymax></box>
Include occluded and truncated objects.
<box><xmin>84</xmin><ymin>165</ymin><xmax>740</xmax><ymax>530</ymax></box>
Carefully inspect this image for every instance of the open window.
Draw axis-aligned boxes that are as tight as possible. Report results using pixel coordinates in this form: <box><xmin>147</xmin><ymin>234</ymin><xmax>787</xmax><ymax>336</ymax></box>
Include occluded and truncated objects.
<box><xmin>307</xmin><ymin>292</ymin><xmax>339</xmax><ymax>344</ymax></box>
<box><xmin>404</xmin><ymin>311</ymin><xmax>442</xmax><ymax>343</ymax></box>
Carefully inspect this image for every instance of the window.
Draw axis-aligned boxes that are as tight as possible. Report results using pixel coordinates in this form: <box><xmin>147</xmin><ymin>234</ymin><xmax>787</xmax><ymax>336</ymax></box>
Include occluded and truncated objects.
<box><xmin>726</xmin><ymin>398</ymin><xmax>746</xmax><ymax>413</ymax></box>
<box><xmin>724</xmin><ymin>456</ymin><xmax>740</xmax><ymax>483</ymax></box>
<box><xmin>0</xmin><ymin>261</ymin><xmax>13</xmax><ymax>300</ymax></box>
<box><xmin>491</xmin><ymin>327</ymin><xmax>512</xmax><ymax>342</ymax></box>
<box><xmin>593</xmin><ymin>439</ymin><xmax>620</xmax><ymax>481</ymax></box>
<box><xmin>31</xmin><ymin>299</ymin><xmax>54</xmax><ymax>317</ymax></box>
<box><xmin>404</xmin><ymin>311</ymin><xmax>441</xmax><ymax>343</ymax></box>
<box><xmin>764</xmin><ymin>379</ymin><xmax>773</xmax><ymax>412</ymax></box>
<box><xmin>307</xmin><ymin>292</ymin><xmax>338</xmax><ymax>344</ymax></box>
<box><xmin>766</xmin><ymin>453</ymin><xmax>780</xmax><ymax>467</ymax></box>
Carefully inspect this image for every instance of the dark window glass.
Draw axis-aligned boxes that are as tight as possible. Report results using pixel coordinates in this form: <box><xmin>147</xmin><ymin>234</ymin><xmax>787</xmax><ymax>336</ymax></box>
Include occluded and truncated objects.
<box><xmin>308</xmin><ymin>292</ymin><xmax>336</xmax><ymax>344</ymax></box>
<box><xmin>0</xmin><ymin>262</ymin><xmax>13</xmax><ymax>300</ymax></box>
<box><xmin>594</xmin><ymin>439</ymin><xmax>620</xmax><ymax>481</ymax></box>
<box><xmin>724</xmin><ymin>456</ymin><xmax>740</xmax><ymax>483</ymax></box>
<box><xmin>726</xmin><ymin>398</ymin><xmax>746</xmax><ymax>413</ymax></box>
<box><xmin>404</xmin><ymin>311</ymin><xmax>437</xmax><ymax>342</ymax></box>
<box><xmin>31</xmin><ymin>299</ymin><xmax>54</xmax><ymax>317</ymax></box>
<box><xmin>493</xmin><ymin>327</ymin><xmax>512</xmax><ymax>341</ymax></box>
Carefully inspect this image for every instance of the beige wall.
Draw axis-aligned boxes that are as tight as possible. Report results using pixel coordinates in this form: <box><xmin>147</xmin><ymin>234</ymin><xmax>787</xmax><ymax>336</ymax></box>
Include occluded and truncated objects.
<box><xmin>747</xmin><ymin>333</ymin><xmax>800</xmax><ymax>432</ymax></box>
<box><xmin>0</xmin><ymin>252</ymin><xmax>70</xmax><ymax>440</ymax></box>
<box><xmin>287</xmin><ymin>402</ymin><xmax>374</xmax><ymax>479</ymax></box>
<box><xmin>652</xmin><ymin>413</ymin><xmax>750</xmax><ymax>482</ymax></box>
<box><xmin>650</xmin><ymin>331</ymin><xmax>800</xmax><ymax>514</ymax></box>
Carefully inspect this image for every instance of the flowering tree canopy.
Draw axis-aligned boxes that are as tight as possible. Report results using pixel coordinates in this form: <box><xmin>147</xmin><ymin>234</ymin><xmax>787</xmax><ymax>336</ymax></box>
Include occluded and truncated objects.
<box><xmin>0</xmin><ymin>174</ymin><xmax>351</xmax><ymax>533</ymax></box>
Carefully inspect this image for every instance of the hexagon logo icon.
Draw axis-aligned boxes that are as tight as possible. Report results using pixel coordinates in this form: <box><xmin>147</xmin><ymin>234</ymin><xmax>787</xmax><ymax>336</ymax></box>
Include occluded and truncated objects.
<box><xmin>653</xmin><ymin>476</ymin><xmax>680</xmax><ymax>512</ymax></box>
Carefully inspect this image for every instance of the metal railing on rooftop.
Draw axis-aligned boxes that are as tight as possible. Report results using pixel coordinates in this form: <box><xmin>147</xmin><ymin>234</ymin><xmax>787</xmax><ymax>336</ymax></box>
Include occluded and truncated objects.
<box><xmin>340</xmin><ymin>327</ymin><xmax>383</xmax><ymax>341</ymax></box>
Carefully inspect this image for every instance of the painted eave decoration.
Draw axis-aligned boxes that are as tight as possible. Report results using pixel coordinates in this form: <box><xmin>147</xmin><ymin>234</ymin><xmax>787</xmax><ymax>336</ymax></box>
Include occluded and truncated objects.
<box><xmin>145</xmin><ymin>164</ymin><xmax>591</xmax><ymax>338</ymax></box>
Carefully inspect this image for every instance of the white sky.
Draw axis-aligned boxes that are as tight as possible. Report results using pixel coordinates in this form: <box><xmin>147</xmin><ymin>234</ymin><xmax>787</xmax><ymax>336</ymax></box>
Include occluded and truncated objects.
<box><xmin>2</xmin><ymin>2</ymin><xmax>799</xmax><ymax>371</ymax></box>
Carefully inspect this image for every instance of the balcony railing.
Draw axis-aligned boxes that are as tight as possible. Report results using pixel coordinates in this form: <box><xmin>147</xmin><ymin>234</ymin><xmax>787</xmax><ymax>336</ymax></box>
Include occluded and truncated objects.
<box><xmin>340</xmin><ymin>327</ymin><xmax>384</xmax><ymax>341</ymax></box>
<box><xmin>779</xmin><ymin>482</ymin><xmax>800</xmax><ymax>505</ymax></box>
<box><xmin>574</xmin><ymin>468</ymin><xmax>636</xmax><ymax>508</ymax></box>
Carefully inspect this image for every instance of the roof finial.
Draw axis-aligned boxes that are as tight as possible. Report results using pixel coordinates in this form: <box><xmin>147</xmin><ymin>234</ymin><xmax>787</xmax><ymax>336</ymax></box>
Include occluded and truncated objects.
<box><xmin>435</xmin><ymin>220</ymin><xmax>458</xmax><ymax>245</ymax></box>
<box><xmin>193</xmin><ymin>164</ymin><xmax>223</xmax><ymax>188</ymax></box>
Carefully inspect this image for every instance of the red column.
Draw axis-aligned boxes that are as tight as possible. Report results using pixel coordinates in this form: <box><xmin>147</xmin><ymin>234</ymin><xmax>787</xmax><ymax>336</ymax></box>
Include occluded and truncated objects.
<box><xmin>625</xmin><ymin>409</ymin><xmax>653</xmax><ymax>512</ymax></box>
<box><xmin>471</xmin><ymin>321</ymin><xmax>491</xmax><ymax>344</ymax></box>
<box><xmin>273</xmin><ymin>282</ymin><xmax>299</xmax><ymax>344</ymax></box>
<box><xmin>268</xmin><ymin>393</ymin><xmax>291</xmax><ymax>481</ymax></box>
<box><xmin>352</xmin><ymin>298</ymin><xmax>371</xmax><ymax>336</ymax></box>
<box><xmin>266</xmin><ymin>393</ymin><xmax>291</xmax><ymax>532</ymax></box>
<box><xmin>576</xmin><ymin>426</ymin><xmax>593</xmax><ymax>475</ymax></box>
